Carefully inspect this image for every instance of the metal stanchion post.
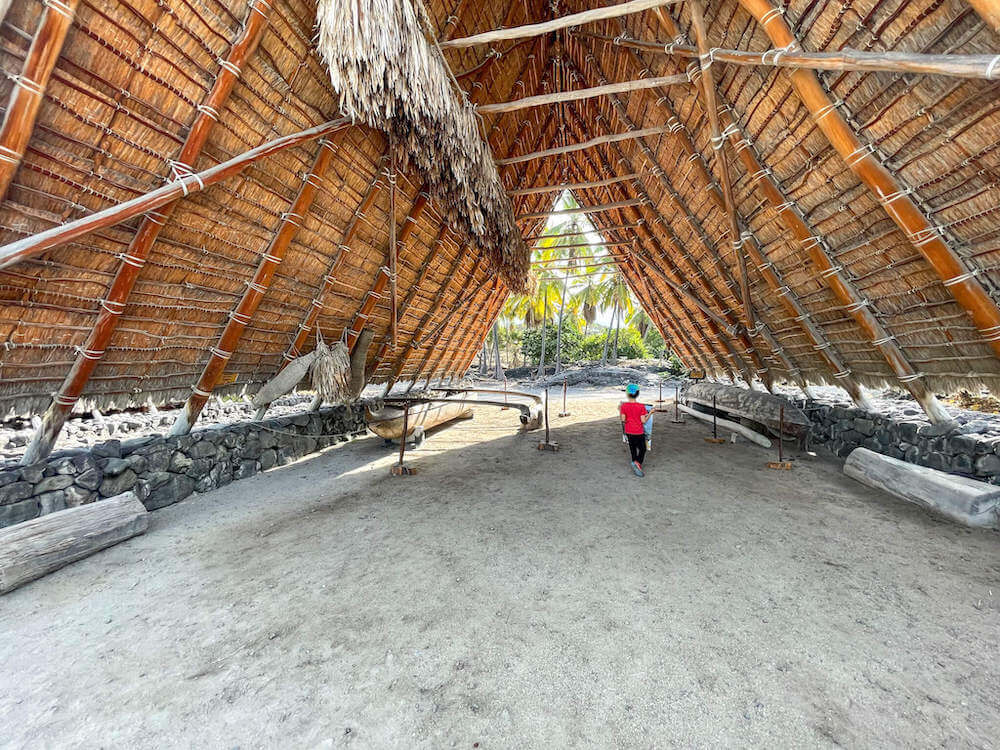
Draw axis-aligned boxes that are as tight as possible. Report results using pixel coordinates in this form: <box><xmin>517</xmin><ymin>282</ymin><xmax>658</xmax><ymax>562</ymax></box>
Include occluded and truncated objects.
<box><xmin>501</xmin><ymin>376</ymin><xmax>509</xmax><ymax>410</ymax></box>
<box><xmin>705</xmin><ymin>393</ymin><xmax>725</xmax><ymax>443</ymax></box>
<box><xmin>768</xmin><ymin>403</ymin><xmax>793</xmax><ymax>469</ymax></box>
<box><xmin>558</xmin><ymin>376</ymin><xmax>570</xmax><ymax>417</ymax></box>
<box><xmin>537</xmin><ymin>385</ymin><xmax>559</xmax><ymax>451</ymax></box>
<box><xmin>391</xmin><ymin>404</ymin><xmax>415</xmax><ymax>475</ymax></box>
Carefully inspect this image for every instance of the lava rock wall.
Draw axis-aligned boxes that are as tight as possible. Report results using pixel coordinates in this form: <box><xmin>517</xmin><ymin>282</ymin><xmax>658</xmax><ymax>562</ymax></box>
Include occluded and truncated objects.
<box><xmin>806</xmin><ymin>403</ymin><xmax>1000</xmax><ymax>482</ymax></box>
<box><xmin>0</xmin><ymin>404</ymin><xmax>371</xmax><ymax>529</ymax></box>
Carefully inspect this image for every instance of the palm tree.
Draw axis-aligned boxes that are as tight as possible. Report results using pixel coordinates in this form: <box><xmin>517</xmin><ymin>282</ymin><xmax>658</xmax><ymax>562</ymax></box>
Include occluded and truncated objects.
<box><xmin>597</xmin><ymin>272</ymin><xmax>634</xmax><ymax>364</ymax></box>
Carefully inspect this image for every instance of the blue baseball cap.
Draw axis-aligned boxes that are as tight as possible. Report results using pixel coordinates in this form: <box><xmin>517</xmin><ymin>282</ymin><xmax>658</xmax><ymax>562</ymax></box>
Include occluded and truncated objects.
<box><xmin>626</xmin><ymin>383</ymin><xmax>640</xmax><ymax>396</ymax></box>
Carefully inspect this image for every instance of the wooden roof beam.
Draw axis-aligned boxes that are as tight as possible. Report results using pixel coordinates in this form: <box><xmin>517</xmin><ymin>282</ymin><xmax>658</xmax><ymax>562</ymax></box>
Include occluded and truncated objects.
<box><xmin>0</xmin><ymin>0</ymin><xmax>81</xmax><ymax>202</ymax></box>
<box><xmin>439</xmin><ymin>0</ymin><xmax>682</xmax><ymax>49</ymax></box>
<box><xmin>734</xmin><ymin>0</ymin><xmax>1000</xmax><ymax>373</ymax></box>
<box><xmin>496</xmin><ymin>125</ymin><xmax>674</xmax><ymax>165</ymax></box>
<box><xmin>965</xmin><ymin>0</ymin><xmax>1000</xmax><ymax>33</ymax></box>
<box><xmin>508</xmin><ymin>174</ymin><xmax>643</xmax><ymax>196</ymax></box>
<box><xmin>579</xmin><ymin>31</ymin><xmax>1000</xmax><ymax>80</ymax></box>
<box><xmin>602</xmin><ymin>36</ymin><xmax>873</xmax><ymax>407</ymax></box>
<box><xmin>477</xmin><ymin>73</ymin><xmax>686</xmax><ymax>114</ymax></box>
<box><xmin>20</xmin><ymin>0</ymin><xmax>275</xmax><ymax>465</ymax></box>
<box><xmin>516</xmin><ymin>197</ymin><xmax>646</xmax><ymax>221</ymax></box>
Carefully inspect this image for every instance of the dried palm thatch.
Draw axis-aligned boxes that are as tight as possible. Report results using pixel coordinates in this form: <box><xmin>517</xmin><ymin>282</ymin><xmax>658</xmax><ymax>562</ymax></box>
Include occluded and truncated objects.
<box><xmin>309</xmin><ymin>339</ymin><xmax>352</xmax><ymax>403</ymax></box>
<box><xmin>316</xmin><ymin>0</ymin><xmax>529</xmax><ymax>291</ymax></box>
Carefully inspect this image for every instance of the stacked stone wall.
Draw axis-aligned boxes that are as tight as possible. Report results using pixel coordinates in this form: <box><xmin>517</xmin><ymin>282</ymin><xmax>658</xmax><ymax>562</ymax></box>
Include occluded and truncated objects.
<box><xmin>806</xmin><ymin>403</ymin><xmax>1000</xmax><ymax>482</ymax></box>
<box><xmin>0</xmin><ymin>404</ymin><xmax>371</xmax><ymax>528</ymax></box>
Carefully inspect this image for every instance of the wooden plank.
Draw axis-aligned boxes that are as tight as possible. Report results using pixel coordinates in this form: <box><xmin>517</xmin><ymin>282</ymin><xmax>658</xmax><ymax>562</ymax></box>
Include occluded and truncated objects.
<box><xmin>0</xmin><ymin>492</ymin><xmax>147</xmax><ymax>595</ymax></box>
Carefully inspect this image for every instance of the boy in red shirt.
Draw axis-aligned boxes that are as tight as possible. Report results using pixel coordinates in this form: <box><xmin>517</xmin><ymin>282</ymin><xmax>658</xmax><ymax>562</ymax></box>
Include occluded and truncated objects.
<box><xmin>620</xmin><ymin>383</ymin><xmax>650</xmax><ymax>476</ymax></box>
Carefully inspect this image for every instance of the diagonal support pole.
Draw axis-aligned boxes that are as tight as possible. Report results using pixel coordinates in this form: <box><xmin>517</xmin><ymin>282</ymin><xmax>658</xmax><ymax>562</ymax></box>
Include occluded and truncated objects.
<box><xmin>20</xmin><ymin>0</ymin><xmax>273</xmax><ymax>464</ymax></box>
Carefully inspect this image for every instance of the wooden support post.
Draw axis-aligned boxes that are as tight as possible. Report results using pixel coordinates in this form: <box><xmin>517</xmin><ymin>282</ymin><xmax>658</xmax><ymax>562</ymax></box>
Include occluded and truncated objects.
<box><xmin>20</xmin><ymin>1</ymin><xmax>274</xmax><ymax>465</ymax></box>
<box><xmin>390</xmin><ymin>405</ymin><xmax>415</xmax><ymax>476</ymax></box>
<box><xmin>170</xmin><ymin>139</ymin><xmax>337</xmax><ymax>435</ymax></box>
<box><xmin>689</xmin><ymin>0</ymin><xmax>754</xmax><ymax>330</ymax></box>
<box><xmin>388</xmin><ymin>138</ymin><xmax>398</xmax><ymax>352</ymax></box>
<box><xmin>0</xmin><ymin>0</ymin><xmax>81</xmax><ymax>202</ymax></box>
<box><xmin>439</xmin><ymin>0</ymin><xmax>680</xmax><ymax>48</ymax></box>
<box><xmin>735</xmin><ymin>0</ymin><xmax>1000</xmax><ymax>365</ymax></box>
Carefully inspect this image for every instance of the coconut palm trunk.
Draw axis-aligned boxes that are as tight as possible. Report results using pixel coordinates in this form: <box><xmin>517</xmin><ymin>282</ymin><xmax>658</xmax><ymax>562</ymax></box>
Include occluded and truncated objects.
<box><xmin>492</xmin><ymin>322</ymin><xmax>503</xmax><ymax>379</ymax></box>
<box><xmin>602</xmin><ymin>301</ymin><xmax>616</xmax><ymax>365</ymax></box>
<box><xmin>612</xmin><ymin>309</ymin><xmax>621</xmax><ymax>363</ymax></box>
<box><xmin>537</xmin><ymin>296</ymin><xmax>548</xmax><ymax>379</ymax></box>
<box><xmin>554</xmin><ymin>264</ymin><xmax>572</xmax><ymax>375</ymax></box>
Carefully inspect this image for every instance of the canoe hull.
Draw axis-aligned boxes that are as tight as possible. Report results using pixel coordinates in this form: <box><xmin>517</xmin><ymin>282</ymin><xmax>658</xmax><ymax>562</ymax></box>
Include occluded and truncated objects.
<box><xmin>366</xmin><ymin>400</ymin><xmax>473</xmax><ymax>439</ymax></box>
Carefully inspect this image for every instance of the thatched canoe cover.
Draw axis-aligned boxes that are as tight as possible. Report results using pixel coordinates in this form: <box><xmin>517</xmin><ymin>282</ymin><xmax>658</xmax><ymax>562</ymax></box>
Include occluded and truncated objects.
<box><xmin>0</xmin><ymin>0</ymin><xmax>999</xmax><ymax>421</ymax></box>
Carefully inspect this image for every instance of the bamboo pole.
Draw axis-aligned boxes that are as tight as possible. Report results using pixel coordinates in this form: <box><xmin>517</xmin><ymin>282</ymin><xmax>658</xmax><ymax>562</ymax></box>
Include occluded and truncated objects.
<box><xmin>689</xmin><ymin>0</ymin><xmax>754</xmax><ymax>330</ymax></box>
<box><xmin>477</xmin><ymin>73</ymin><xmax>687</xmax><ymax>114</ymax></box>
<box><xmin>579</xmin><ymin>31</ymin><xmax>1000</xmax><ymax>80</ymax></box>
<box><xmin>0</xmin><ymin>118</ymin><xmax>349</xmax><ymax>272</ymax></box>
<box><xmin>20</xmin><ymin>2</ymin><xmax>276</xmax><ymax>465</ymax></box>
<box><xmin>170</xmin><ymin>139</ymin><xmax>339</xmax><ymax>435</ymax></box>
<box><xmin>735</xmin><ymin>0</ymin><xmax>1000</xmax><ymax>367</ymax></box>
<box><xmin>508</xmin><ymin>173</ymin><xmax>643</xmax><ymax>195</ymax></box>
<box><xmin>0</xmin><ymin>0</ymin><xmax>81</xmax><ymax>202</ymax></box>
<box><xmin>496</xmin><ymin>125</ymin><xmax>673</xmax><ymax>165</ymax></box>
<box><xmin>607</xmin><ymin>36</ymin><xmax>873</xmax><ymax>407</ymax></box>
<box><xmin>523</xmin><ymin>223</ymin><xmax>641</xmax><ymax>240</ymax></box>
<box><xmin>438</xmin><ymin>0</ymin><xmax>681</xmax><ymax>48</ymax></box>
<box><xmin>516</xmin><ymin>197</ymin><xmax>646</xmax><ymax>220</ymax></box>
<box><xmin>389</xmin><ymin>139</ymin><xmax>398</xmax><ymax>352</ymax></box>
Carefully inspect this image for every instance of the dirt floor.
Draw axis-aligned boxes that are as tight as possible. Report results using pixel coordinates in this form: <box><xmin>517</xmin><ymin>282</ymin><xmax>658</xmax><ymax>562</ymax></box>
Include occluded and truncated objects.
<box><xmin>1</xmin><ymin>389</ymin><xmax>998</xmax><ymax>748</ymax></box>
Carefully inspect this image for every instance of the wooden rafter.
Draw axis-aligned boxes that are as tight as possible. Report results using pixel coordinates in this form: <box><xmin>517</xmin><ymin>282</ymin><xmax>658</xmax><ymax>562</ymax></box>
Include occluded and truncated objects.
<box><xmin>169</xmin><ymin>138</ymin><xmax>339</xmax><ymax>435</ymax></box>
<box><xmin>20</xmin><ymin>0</ymin><xmax>274</xmax><ymax>465</ymax></box>
<box><xmin>496</xmin><ymin>125</ymin><xmax>673</xmax><ymax>165</ymax></box>
<box><xmin>579</xmin><ymin>31</ymin><xmax>1000</xmax><ymax>80</ymax></box>
<box><xmin>508</xmin><ymin>174</ymin><xmax>643</xmax><ymax>195</ymax></box>
<box><xmin>606</xmin><ymin>36</ymin><xmax>873</xmax><ymax>406</ymax></box>
<box><xmin>516</xmin><ymin>197</ymin><xmax>646</xmax><ymax>220</ymax></box>
<box><xmin>439</xmin><ymin>0</ymin><xmax>681</xmax><ymax>49</ymax></box>
<box><xmin>0</xmin><ymin>0</ymin><xmax>81</xmax><ymax>202</ymax></box>
<box><xmin>476</xmin><ymin>73</ymin><xmax>686</xmax><ymax>114</ymax></box>
<box><xmin>734</xmin><ymin>0</ymin><xmax>1000</xmax><ymax>365</ymax></box>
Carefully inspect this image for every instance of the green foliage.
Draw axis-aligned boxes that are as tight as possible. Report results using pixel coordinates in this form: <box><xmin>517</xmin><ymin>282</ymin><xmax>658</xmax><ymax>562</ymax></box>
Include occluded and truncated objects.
<box><xmin>521</xmin><ymin>320</ymin><xmax>583</xmax><ymax>365</ymax></box>
<box><xmin>614</xmin><ymin>327</ymin><xmax>647</xmax><ymax>360</ymax></box>
<box><xmin>643</xmin><ymin>327</ymin><xmax>666</xmax><ymax>358</ymax></box>
<box><xmin>580</xmin><ymin>333</ymin><xmax>607</xmax><ymax>361</ymax></box>
<box><xmin>664</xmin><ymin>352</ymin><xmax>685</xmax><ymax>377</ymax></box>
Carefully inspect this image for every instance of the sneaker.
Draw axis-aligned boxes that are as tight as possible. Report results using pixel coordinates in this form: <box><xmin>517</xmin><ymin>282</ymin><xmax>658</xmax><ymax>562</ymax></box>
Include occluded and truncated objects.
<box><xmin>632</xmin><ymin>461</ymin><xmax>644</xmax><ymax>477</ymax></box>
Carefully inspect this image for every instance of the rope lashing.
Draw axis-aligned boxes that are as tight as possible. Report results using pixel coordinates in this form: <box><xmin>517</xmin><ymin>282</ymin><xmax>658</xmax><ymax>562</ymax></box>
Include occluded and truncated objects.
<box><xmin>813</xmin><ymin>100</ymin><xmax>843</xmax><ymax>123</ymax></box>
<box><xmin>0</xmin><ymin>145</ymin><xmax>19</xmax><ymax>165</ymax></box>
<box><xmin>43</xmin><ymin>0</ymin><xmax>75</xmax><ymax>19</ymax></box>
<box><xmin>250</xmin><ymin>0</ymin><xmax>271</xmax><ymax>19</ymax></box>
<box><xmin>832</xmin><ymin>370</ymin><xmax>852</xmax><ymax>379</ymax></box>
<box><xmin>942</xmin><ymin>269</ymin><xmax>979</xmax><ymax>287</ymax></box>
<box><xmin>217</xmin><ymin>59</ymin><xmax>242</xmax><ymax>77</ymax></box>
<box><xmin>196</xmin><ymin>104</ymin><xmax>220</xmax><ymax>121</ymax></box>
<box><xmin>846</xmin><ymin>142</ymin><xmax>876</xmax><ymax>167</ymax></box>
<box><xmin>897</xmin><ymin>372</ymin><xmax>925</xmax><ymax>383</ymax></box>
<box><xmin>168</xmin><ymin>160</ymin><xmax>204</xmax><ymax>196</ymax></box>
<box><xmin>6</xmin><ymin>74</ymin><xmax>43</xmax><ymax>98</ymax></box>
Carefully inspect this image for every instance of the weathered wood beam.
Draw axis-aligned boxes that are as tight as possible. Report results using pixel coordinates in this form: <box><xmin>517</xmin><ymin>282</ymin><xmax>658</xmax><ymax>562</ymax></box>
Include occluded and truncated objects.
<box><xmin>580</xmin><ymin>31</ymin><xmax>1000</xmax><ymax>80</ymax></box>
<box><xmin>0</xmin><ymin>0</ymin><xmax>81</xmax><ymax>202</ymax></box>
<box><xmin>477</xmin><ymin>73</ymin><xmax>686</xmax><ymax>114</ymax></box>
<box><xmin>19</xmin><ymin>2</ymin><xmax>275</xmax><ymax>465</ymax></box>
<box><xmin>508</xmin><ymin>174</ymin><xmax>643</xmax><ymax>196</ymax></box>
<box><xmin>0</xmin><ymin>118</ymin><xmax>349</xmax><ymax>271</ymax></box>
<box><xmin>689</xmin><ymin>0</ymin><xmax>754</xmax><ymax>330</ymax></box>
<box><xmin>516</xmin><ymin>197</ymin><xmax>646</xmax><ymax>221</ymax></box>
<box><xmin>169</xmin><ymin>139</ymin><xmax>338</xmax><ymax>436</ymax></box>
<box><xmin>438</xmin><ymin>0</ymin><xmax>681</xmax><ymax>49</ymax></box>
<box><xmin>736</xmin><ymin>0</ymin><xmax>1000</xmax><ymax>365</ymax></box>
<box><xmin>523</xmin><ymin>222</ymin><xmax>641</xmax><ymax>240</ymax></box>
<box><xmin>496</xmin><ymin>125</ymin><xmax>673</xmax><ymax>165</ymax></box>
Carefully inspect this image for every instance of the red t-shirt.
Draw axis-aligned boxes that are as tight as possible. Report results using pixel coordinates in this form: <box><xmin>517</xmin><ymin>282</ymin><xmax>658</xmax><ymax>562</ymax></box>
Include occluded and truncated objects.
<box><xmin>620</xmin><ymin>401</ymin><xmax>646</xmax><ymax>435</ymax></box>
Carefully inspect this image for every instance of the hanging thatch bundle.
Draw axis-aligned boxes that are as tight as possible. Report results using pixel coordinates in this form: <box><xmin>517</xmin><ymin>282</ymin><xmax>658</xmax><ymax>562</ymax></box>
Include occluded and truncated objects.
<box><xmin>316</xmin><ymin>0</ymin><xmax>529</xmax><ymax>291</ymax></box>
<box><xmin>309</xmin><ymin>340</ymin><xmax>352</xmax><ymax>403</ymax></box>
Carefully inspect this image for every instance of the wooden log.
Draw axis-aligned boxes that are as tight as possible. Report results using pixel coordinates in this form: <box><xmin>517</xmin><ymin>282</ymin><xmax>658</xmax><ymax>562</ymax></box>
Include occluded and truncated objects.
<box><xmin>477</xmin><ymin>73</ymin><xmax>686</xmax><ymax>114</ymax></box>
<box><xmin>844</xmin><ymin>448</ymin><xmax>1000</xmax><ymax>529</ymax></box>
<box><xmin>496</xmin><ymin>125</ymin><xmax>673</xmax><ymax>165</ymax></box>
<box><xmin>517</xmin><ymin>198</ymin><xmax>646</xmax><ymax>221</ymax></box>
<box><xmin>439</xmin><ymin>0</ymin><xmax>680</xmax><ymax>48</ymax></box>
<box><xmin>508</xmin><ymin>174</ymin><xmax>642</xmax><ymax>196</ymax></box>
<box><xmin>581</xmin><ymin>32</ymin><xmax>1000</xmax><ymax>80</ymax></box>
<box><xmin>0</xmin><ymin>118</ymin><xmax>350</xmax><ymax>271</ymax></box>
<box><xmin>684</xmin><ymin>381</ymin><xmax>810</xmax><ymax>437</ymax></box>
<box><xmin>0</xmin><ymin>492</ymin><xmax>147</xmax><ymax>595</ymax></box>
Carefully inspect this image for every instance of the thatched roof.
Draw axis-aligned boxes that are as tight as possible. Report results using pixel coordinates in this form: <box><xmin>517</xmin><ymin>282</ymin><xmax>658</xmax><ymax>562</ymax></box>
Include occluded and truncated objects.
<box><xmin>0</xmin><ymin>0</ymin><xmax>999</xmax><ymax>426</ymax></box>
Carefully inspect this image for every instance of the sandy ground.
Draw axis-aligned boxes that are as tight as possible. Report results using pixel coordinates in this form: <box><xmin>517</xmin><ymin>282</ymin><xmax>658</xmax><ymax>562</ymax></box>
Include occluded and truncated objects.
<box><xmin>1</xmin><ymin>390</ymin><xmax>998</xmax><ymax>748</ymax></box>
